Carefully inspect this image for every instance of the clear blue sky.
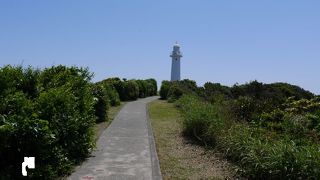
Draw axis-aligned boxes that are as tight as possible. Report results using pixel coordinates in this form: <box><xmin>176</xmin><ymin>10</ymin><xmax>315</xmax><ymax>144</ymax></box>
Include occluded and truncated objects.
<box><xmin>1</xmin><ymin>1</ymin><xmax>319</xmax><ymax>94</ymax></box>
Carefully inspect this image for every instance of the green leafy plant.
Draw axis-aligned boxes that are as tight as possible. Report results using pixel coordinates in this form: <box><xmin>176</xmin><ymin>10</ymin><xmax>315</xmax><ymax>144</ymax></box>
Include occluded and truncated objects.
<box><xmin>160</xmin><ymin>80</ymin><xmax>171</xmax><ymax>99</ymax></box>
<box><xmin>0</xmin><ymin>65</ymin><xmax>96</xmax><ymax>179</ymax></box>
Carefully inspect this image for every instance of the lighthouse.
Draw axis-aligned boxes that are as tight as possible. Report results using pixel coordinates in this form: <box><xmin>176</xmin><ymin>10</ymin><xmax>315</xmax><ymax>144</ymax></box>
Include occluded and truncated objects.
<box><xmin>170</xmin><ymin>42</ymin><xmax>182</xmax><ymax>81</ymax></box>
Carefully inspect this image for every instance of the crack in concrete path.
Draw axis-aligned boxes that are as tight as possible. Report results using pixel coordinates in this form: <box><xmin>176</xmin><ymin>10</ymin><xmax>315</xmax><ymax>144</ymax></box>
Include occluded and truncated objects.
<box><xmin>69</xmin><ymin>96</ymin><xmax>162</xmax><ymax>180</ymax></box>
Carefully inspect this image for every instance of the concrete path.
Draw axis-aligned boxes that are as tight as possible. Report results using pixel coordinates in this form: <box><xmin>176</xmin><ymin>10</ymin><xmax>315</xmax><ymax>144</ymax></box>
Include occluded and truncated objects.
<box><xmin>69</xmin><ymin>96</ymin><xmax>162</xmax><ymax>180</ymax></box>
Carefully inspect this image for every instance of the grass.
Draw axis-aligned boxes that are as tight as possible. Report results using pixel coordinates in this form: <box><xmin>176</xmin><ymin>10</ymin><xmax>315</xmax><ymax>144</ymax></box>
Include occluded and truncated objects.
<box><xmin>175</xmin><ymin>95</ymin><xmax>320</xmax><ymax>179</ymax></box>
<box><xmin>148</xmin><ymin>99</ymin><xmax>235</xmax><ymax>179</ymax></box>
<box><xmin>94</xmin><ymin>102</ymin><xmax>126</xmax><ymax>141</ymax></box>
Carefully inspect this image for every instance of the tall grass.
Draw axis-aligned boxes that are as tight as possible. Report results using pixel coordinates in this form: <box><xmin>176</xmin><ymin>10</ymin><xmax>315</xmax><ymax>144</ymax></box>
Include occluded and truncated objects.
<box><xmin>176</xmin><ymin>95</ymin><xmax>224</xmax><ymax>145</ymax></box>
<box><xmin>219</xmin><ymin>124</ymin><xmax>320</xmax><ymax>178</ymax></box>
<box><xmin>176</xmin><ymin>95</ymin><xmax>320</xmax><ymax>179</ymax></box>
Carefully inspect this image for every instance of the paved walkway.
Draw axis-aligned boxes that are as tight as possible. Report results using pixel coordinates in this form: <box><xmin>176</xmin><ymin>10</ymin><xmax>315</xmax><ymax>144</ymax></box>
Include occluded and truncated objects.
<box><xmin>69</xmin><ymin>96</ymin><xmax>162</xmax><ymax>180</ymax></box>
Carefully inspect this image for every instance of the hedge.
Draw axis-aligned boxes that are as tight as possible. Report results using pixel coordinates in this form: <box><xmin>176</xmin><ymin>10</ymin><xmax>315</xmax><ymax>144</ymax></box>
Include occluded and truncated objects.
<box><xmin>0</xmin><ymin>65</ymin><xmax>96</xmax><ymax>179</ymax></box>
<box><xmin>160</xmin><ymin>79</ymin><xmax>198</xmax><ymax>100</ymax></box>
<box><xmin>0</xmin><ymin>65</ymin><xmax>157</xmax><ymax>179</ymax></box>
<box><xmin>98</xmin><ymin>78</ymin><xmax>157</xmax><ymax>101</ymax></box>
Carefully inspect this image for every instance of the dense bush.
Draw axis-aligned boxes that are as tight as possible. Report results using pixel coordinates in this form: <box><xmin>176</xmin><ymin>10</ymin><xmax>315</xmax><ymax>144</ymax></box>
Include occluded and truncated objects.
<box><xmin>122</xmin><ymin>80</ymin><xmax>139</xmax><ymax>101</ymax></box>
<box><xmin>145</xmin><ymin>78</ymin><xmax>157</xmax><ymax>96</ymax></box>
<box><xmin>0</xmin><ymin>65</ymin><xmax>96</xmax><ymax>179</ymax></box>
<box><xmin>167</xmin><ymin>84</ymin><xmax>183</xmax><ymax>102</ymax></box>
<box><xmin>159</xmin><ymin>79</ymin><xmax>198</xmax><ymax>101</ymax></box>
<box><xmin>160</xmin><ymin>80</ymin><xmax>171</xmax><ymax>99</ymax></box>
<box><xmin>100</xmin><ymin>78</ymin><xmax>157</xmax><ymax>101</ymax></box>
<box><xmin>96</xmin><ymin>80</ymin><xmax>120</xmax><ymax>106</ymax></box>
<box><xmin>0</xmin><ymin>65</ymin><xmax>40</xmax><ymax>99</ymax></box>
<box><xmin>0</xmin><ymin>65</ymin><xmax>157</xmax><ymax>179</ymax></box>
<box><xmin>176</xmin><ymin>95</ymin><xmax>224</xmax><ymax>145</ymax></box>
<box><xmin>166</xmin><ymin>78</ymin><xmax>320</xmax><ymax>178</ymax></box>
<box><xmin>224</xmin><ymin>81</ymin><xmax>315</xmax><ymax>122</ymax></box>
<box><xmin>105</xmin><ymin>84</ymin><xmax>121</xmax><ymax>106</ymax></box>
<box><xmin>219</xmin><ymin>124</ymin><xmax>320</xmax><ymax>179</ymax></box>
<box><xmin>136</xmin><ymin>79</ymin><xmax>157</xmax><ymax>98</ymax></box>
<box><xmin>176</xmin><ymin>94</ymin><xmax>320</xmax><ymax>179</ymax></box>
<box><xmin>136</xmin><ymin>80</ymin><xmax>148</xmax><ymax>98</ymax></box>
<box><xmin>197</xmin><ymin>80</ymin><xmax>315</xmax><ymax>122</ymax></box>
<box><xmin>230</xmin><ymin>81</ymin><xmax>314</xmax><ymax>100</ymax></box>
<box><xmin>91</xmin><ymin>84</ymin><xmax>109</xmax><ymax>123</ymax></box>
<box><xmin>255</xmin><ymin>97</ymin><xmax>320</xmax><ymax>141</ymax></box>
<box><xmin>202</xmin><ymin>82</ymin><xmax>232</xmax><ymax>103</ymax></box>
<box><xmin>230</xmin><ymin>96</ymin><xmax>257</xmax><ymax>121</ymax></box>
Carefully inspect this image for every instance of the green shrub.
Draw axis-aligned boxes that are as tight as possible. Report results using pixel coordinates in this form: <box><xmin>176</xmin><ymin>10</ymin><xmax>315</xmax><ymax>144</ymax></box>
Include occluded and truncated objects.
<box><xmin>37</xmin><ymin>66</ymin><xmax>95</xmax><ymax>159</ymax></box>
<box><xmin>0</xmin><ymin>65</ymin><xmax>96</xmax><ymax>179</ymax></box>
<box><xmin>307</xmin><ymin>112</ymin><xmax>320</xmax><ymax>131</ymax></box>
<box><xmin>0</xmin><ymin>91</ymin><xmax>67</xmax><ymax>179</ymax></box>
<box><xmin>219</xmin><ymin>124</ymin><xmax>320</xmax><ymax>179</ymax></box>
<box><xmin>0</xmin><ymin>65</ymin><xmax>25</xmax><ymax>96</ymax></box>
<box><xmin>176</xmin><ymin>91</ymin><xmax>320</xmax><ymax>179</ymax></box>
<box><xmin>37</xmin><ymin>86</ymin><xmax>95</xmax><ymax>160</ymax></box>
<box><xmin>146</xmin><ymin>78</ymin><xmax>157</xmax><ymax>96</ymax></box>
<box><xmin>0</xmin><ymin>91</ymin><xmax>56</xmax><ymax>178</ymax></box>
<box><xmin>136</xmin><ymin>80</ymin><xmax>148</xmax><ymax>98</ymax></box>
<box><xmin>176</xmin><ymin>95</ymin><xmax>224</xmax><ymax>145</ymax></box>
<box><xmin>98</xmin><ymin>77</ymin><xmax>156</xmax><ymax>102</ymax></box>
<box><xmin>255</xmin><ymin>97</ymin><xmax>320</xmax><ymax>140</ymax></box>
<box><xmin>96</xmin><ymin>80</ymin><xmax>121</xmax><ymax>106</ymax></box>
<box><xmin>166</xmin><ymin>78</ymin><xmax>320</xmax><ymax>178</ymax></box>
<box><xmin>0</xmin><ymin>65</ymin><xmax>40</xmax><ymax>99</ymax></box>
<box><xmin>162</xmin><ymin>79</ymin><xmax>199</xmax><ymax>102</ymax></box>
<box><xmin>284</xmin><ymin>97</ymin><xmax>320</xmax><ymax>114</ymax></box>
<box><xmin>135</xmin><ymin>79</ymin><xmax>157</xmax><ymax>98</ymax></box>
<box><xmin>91</xmin><ymin>84</ymin><xmax>109</xmax><ymax>123</ymax></box>
<box><xmin>203</xmin><ymin>82</ymin><xmax>232</xmax><ymax>103</ymax></box>
<box><xmin>230</xmin><ymin>96</ymin><xmax>257</xmax><ymax>121</ymax></box>
<box><xmin>167</xmin><ymin>84</ymin><xmax>183</xmax><ymax>102</ymax></box>
<box><xmin>227</xmin><ymin>81</ymin><xmax>315</xmax><ymax>119</ymax></box>
<box><xmin>230</xmin><ymin>81</ymin><xmax>314</xmax><ymax>101</ymax></box>
<box><xmin>105</xmin><ymin>84</ymin><xmax>121</xmax><ymax>106</ymax></box>
<box><xmin>160</xmin><ymin>80</ymin><xmax>171</xmax><ymax>99</ymax></box>
<box><xmin>122</xmin><ymin>80</ymin><xmax>139</xmax><ymax>101</ymax></box>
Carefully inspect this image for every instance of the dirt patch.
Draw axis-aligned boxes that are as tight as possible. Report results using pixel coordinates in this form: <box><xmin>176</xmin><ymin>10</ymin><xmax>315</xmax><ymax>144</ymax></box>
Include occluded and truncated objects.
<box><xmin>172</xmin><ymin>133</ymin><xmax>236</xmax><ymax>179</ymax></box>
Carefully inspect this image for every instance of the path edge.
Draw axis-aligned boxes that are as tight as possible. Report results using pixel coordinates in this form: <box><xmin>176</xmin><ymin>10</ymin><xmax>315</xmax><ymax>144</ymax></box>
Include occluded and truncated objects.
<box><xmin>146</xmin><ymin>98</ymin><xmax>163</xmax><ymax>180</ymax></box>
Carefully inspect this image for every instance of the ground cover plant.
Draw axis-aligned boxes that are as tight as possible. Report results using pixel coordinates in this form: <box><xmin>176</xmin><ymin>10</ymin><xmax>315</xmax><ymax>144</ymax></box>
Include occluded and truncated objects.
<box><xmin>160</xmin><ymin>79</ymin><xmax>320</xmax><ymax>179</ymax></box>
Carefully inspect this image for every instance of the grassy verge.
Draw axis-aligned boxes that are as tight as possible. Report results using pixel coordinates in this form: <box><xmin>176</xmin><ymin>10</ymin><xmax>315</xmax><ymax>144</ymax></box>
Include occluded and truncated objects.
<box><xmin>176</xmin><ymin>95</ymin><xmax>320</xmax><ymax>179</ymax></box>
<box><xmin>148</xmin><ymin>99</ymin><xmax>235</xmax><ymax>179</ymax></box>
<box><xmin>94</xmin><ymin>102</ymin><xmax>126</xmax><ymax>141</ymax></box>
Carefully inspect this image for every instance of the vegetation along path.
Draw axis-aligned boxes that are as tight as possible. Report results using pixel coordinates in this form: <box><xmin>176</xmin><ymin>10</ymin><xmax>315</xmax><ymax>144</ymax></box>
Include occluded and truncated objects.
<box><xmin>148</xmin><ymin>100</ymin><xmax>236</xmax><ymax>179</ymax></box>
<box><xmin>69</xmin><ymin>96</ymin><xmax>162</xmax><ymax>180</ymax></box>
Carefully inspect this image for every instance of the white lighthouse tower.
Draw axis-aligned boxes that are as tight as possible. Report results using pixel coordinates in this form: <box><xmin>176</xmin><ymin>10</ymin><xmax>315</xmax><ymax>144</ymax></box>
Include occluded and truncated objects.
<box><xmin>170</xmin><ymin>42</ymin><xmax>182</xmax><ymax>81</ymax></box>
